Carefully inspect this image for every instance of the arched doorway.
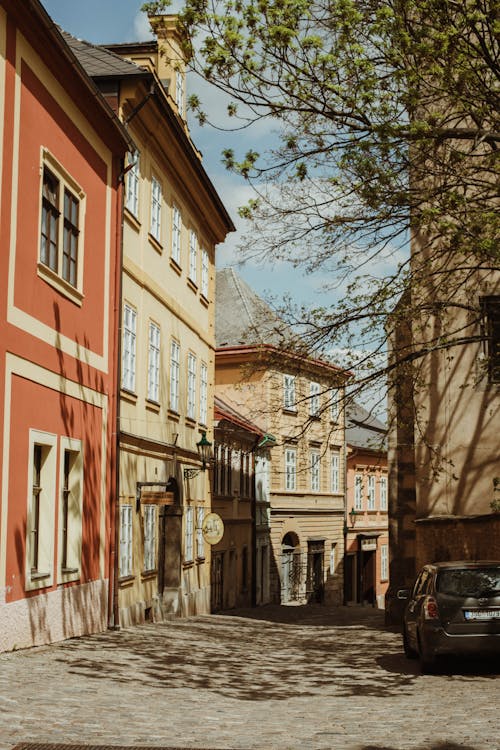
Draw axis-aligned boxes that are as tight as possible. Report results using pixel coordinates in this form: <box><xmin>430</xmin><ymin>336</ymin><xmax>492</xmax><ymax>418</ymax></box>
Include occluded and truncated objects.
<box><xmin>281</xmin><ymin>532</ymin><xmax>301</xmax><ymax>603</ymax></box>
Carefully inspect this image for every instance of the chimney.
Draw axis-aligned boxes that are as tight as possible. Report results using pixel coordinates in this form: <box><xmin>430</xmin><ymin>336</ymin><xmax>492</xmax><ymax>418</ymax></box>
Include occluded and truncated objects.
<box><xmin>148</xmin><ymin>14</ymin><xmax>190</xmax><ymax>121</ymax></box>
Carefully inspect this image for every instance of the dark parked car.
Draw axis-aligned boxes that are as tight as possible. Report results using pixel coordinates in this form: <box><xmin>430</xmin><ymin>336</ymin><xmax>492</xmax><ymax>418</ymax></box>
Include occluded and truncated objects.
<box><xmin>398</xmin><ymin>561</ymin><xmax>500</xmax><ymax>672</ymax></box>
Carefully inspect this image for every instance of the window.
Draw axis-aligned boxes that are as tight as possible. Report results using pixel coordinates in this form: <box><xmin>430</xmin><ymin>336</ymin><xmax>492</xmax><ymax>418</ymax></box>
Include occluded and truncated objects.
<box><xmin>368</xmin><ymin>475</ymin><xmax>376</xmax><ymax>510</ymax></box>
<box><xmin>187</xmin><ymin>352</ymin><xmax>197</xmax><ymax>419</ymax></box>
<box><xmin>175</xmin><ymin>70</ymin><xmax>184</xmax><ymax>117</ymax></box>
<box><xmin>150</xmin><ymin>176</ymin><xmax>162</xmax><ymax>242</ymax></box>
<box><xmin>330</xmin><ymin>543</ymin><xmax>337</xmax><ymax>574</ymax></box>
<box><xmin>201</xmin><ymin>247</ymin><xmax>209</xmax><ymax>298</ymax></box>
<box><xmin>283</xmin><ymin>374</ymin><xmax>296</xmax><ymax>410</ymax></box>
<box><xmin>331</xmin><ymin>450</ymin><xmax>340</xmax><ymax>493</ymax></box>
<box><xmin>184</xmin><ymin>505</ymin><xmax>194</xmax><ymax>562</ymax></box>
<box><xmin>40</xmin><ymin>161</ymin><xmax>84</xmax><ymax>292</ymax></box>
<box><xmin>199</xmin><ymin>362</ymin><xmax>208</xmax><ymax>425</ymax></box>
<box><xmin>172</xmin><ymin>205</ymin><xmax>182</xmax><ymax>264</ymax></box>
<box><xmin>481</xmin><ymin>296</ymin><xmax>500</xmax><ymax>383</ymax></box>
<box><xmin>119</xmin><ymin>504</ymin><xmax>133</xmax><ymax>577</ymax></box>
<box><xmin>125</xmin><ymin>151</ymin><xmax>140</xmax><ymax>217</ymax></box>
<box><xmin>122</xmin><ymin>303</ymin><xmax>137</xmax><ymax>392</ymax></box>
<box><xmin>285</xmin><ymin>448</ymin><xmax>297</xmax><ymax>491</ymax></box>
<box><xmin>354</xmin><ymin>474</ymin><xmax>363</xmax><ymax>511</ymax></box>
<box><xmin>148</xmin><ymin>321</ymin><xmax>160</xmax><ymax>403</ymax></box>
<box><xmin>310</xmin><ymin>451</ymin><xmax>320</xmax><ymax>491</ymax></box>
<box><xmin>143</xmin><ymin>504</ymin><xmax>156</xmax><ymax>572</ymax></box>
<box><xmin>330</xmin><ymin>388</ymin><xmax>340</xmax><ymax>421</ymax></box>
<box><xmin>189</xmin><ymin>229</ymin><xmax>198</xmax><ymax>284</ymax></box>
<box><xmin>380</xmin><ymin>475</ymin><xmax>388</xmax><ymax>511</ymax></box>
<box><xmin>58</xmin><ymin>438</ymin><xmax>83</xmax><ymax>581</ymax></box>
<box><xmin>381</xmin><ymin>544</ymin><xmax>388</xmax><ymax>581</ymax></box>
<box><xmin>309</xmin><ymin>382</ymin><xmax>320</xmax><ymax>417</ymax></box>
<box><xmin>196</xmin><ymin>506</ymin><xmax>205</xmax><ymax>559</ymax></box>
<box><xmin>26</xmin><ymin>430</ymin><xmax>57</xmax><ymax>589</ymax></box>
<box><xmin>170</xmin><ymin>339</ymin><xmax>180</xmax><ymax>412</ymax></box>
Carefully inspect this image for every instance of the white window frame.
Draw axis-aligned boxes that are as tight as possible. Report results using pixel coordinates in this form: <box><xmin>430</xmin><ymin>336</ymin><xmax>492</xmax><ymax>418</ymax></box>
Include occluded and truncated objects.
<box><xmin>119</xmin><ymin>504</ymin><xmax>133</xmax><ymax>578</ymax></box>
<box><xmin>354</xmin><ymin>474</ymin><xmax>363</xmax><ymax>511</ymax></box>
<box><xmin>187</xmin><ymin>352</ymin><xmax>197</xmax><ymax>420</ymax></box>
<box><xmin>310</xmin><ymin>451</ymin><xmax>320</xmax><ymax>491</ymax></box>
<box><xmin>380</xmin><ymin>475</ymin><xmax>388</xmax><ymax>511</ymax></box>
<box><xmin>175</xmin><ymin>70</ymin><xmax>184</xmax><ymax>117</ymax></box>
<box><xmin>330</xmin><ymin>388</ymin><xmax>340</xmax><ymax>422</ymax></box>
<box><xmin>330</xmin><ymin>543</ymin><xmax>337</xmax><ymax>574</ymax></box>
<box><xmin>125</xmin><ymin>150</ymin><xmax>140</xmax><ymax>218</ymax></box>
<box><xmin>368</xmin><ymin>475</ymin><xmax>376</xmax><ymax>510</ymax></box>
<box><xmin>309</xmin><ymin>382</ymin><xmax>320</xmax><ymax>416</ymax></box>
<box><xmin>189</xmin><ymin>229</ymin><xmax>198</xmax><ymax>284</ymax></box>
<box><xmin>201</xmin><ymin>246</ymin><xmax>209</xmax><ymax>298</ymax></box>
<box><xmin>170</xmin><ymin>339</ymin><xmax>180</xmax><ymax>412</ymax></box>
<box><xmin>184</xmin><ymin>505</ymin><xmax>194</xmax><ymax>562</ymax></box>
<box><xmin>122</xmin><ymin>303</ymin><xmax>137</xmax><ymax>393</ymax></box>
<box><xmin>285</xmin><ymin>448</ymin><xmax>297</xmax><ymax>491</ymax></box>
<box><xmin>283</xmin><ymin>374</ymin><xmax>296</xmax><ymax>411</ymax></box>
<box><xmin>331</xmin><ymin>449</ymin><xmax>340</xmax><ymax>493</ymax></box>
<box><xmin>196</xmin><ymin>505</ymin><xmax>205</xmax><ymax>560</ymax></box>
<box><xmin>381</xmin><ymin>543</ymin><xmax>388</xmax><ymax>581</ymax></box>
<box><xmin>58</xmin><ymin>437</ymin><xmax>83</xmax><ymax>584</ymax></box>
<box><xmin>172</xmin><ymin>204</ymin><xmax>182</xmax><ymax>265</ymax></box>
<box><xmin>150</xmin><ymin>175</ymin><xmax>162</xmax><ymax>243</ymax></box>
<box><xmin>26</xmin><ymin>430</ymin><xmax>57</xmax><ymax>590</ymax></box>
<box><xmin>199</xmin><ymin>361</ymin><xmax>208</xmax><ymax>425</ymax></box>
<box><xmin>147</xmin><ymin>321</ymin><xmax>160</xmax><ymax>403</ymax></box>
<box><xmin>143</xmin><ymin>504</ymin><xmax>157</xmax><ymax>572</ymax></box>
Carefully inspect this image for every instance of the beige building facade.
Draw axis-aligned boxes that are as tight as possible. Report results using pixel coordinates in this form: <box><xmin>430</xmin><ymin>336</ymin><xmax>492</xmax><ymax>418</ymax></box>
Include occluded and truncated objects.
<box><xmin>67</xmin><ymin>18</ymin><xmax>234</xmax><ymax>626</ymax></box>
<box><xmin>215</xmin><ymin>269</ymin><xmax>349</xmax><ymax>605</ymax></box>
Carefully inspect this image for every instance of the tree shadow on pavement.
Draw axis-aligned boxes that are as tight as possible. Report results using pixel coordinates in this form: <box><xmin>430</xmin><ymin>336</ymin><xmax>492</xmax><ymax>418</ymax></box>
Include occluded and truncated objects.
<box><xmin>49</xmin><ymin>611</ymin><xmax>499</xmax><ymax>703</ymax></box>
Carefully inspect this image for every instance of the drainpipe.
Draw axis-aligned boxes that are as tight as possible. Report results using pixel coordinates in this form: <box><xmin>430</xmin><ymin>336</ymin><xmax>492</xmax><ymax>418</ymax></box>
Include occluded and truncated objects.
<box><xmin>107</xmin><ymin>155</ymin><xmax>125</xmax><ymax>631</ymax></box>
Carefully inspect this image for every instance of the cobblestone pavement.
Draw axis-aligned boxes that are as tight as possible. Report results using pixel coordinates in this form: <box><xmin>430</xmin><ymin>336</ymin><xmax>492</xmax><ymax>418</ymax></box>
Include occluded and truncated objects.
<box><xmin>0</xmin><ymin>604</ymin><xmax>499</xmax><ymax>750</ymax></box>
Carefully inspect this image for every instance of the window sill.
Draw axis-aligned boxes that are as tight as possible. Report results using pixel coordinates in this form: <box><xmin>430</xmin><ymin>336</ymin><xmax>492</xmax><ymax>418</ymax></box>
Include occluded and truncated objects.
<box><xmin>30</xmin><ymin>570</ymin><xmax>51</xmax><ymax>581</ymax></box>
<box><xmin>37</xmin><ymin>263</ymin><xmax>84</xmax><ymax>307</ymax></box>
<box><xmin>185</xmin><ymin>416</ymin><xmax>196</xmax><ymax>428</ymax></box>
<box><xmin>118</xmin><ymin>575</ymin><xmax>135</xmax><ymax>585</ymax></box>
<box><xmin>124</xmin><ymin>208</ymin><xmax>141</xmax><ymax>231</ymax></box>
<box><xmin>148</xmin><ymin>233</ymin><xmax>163</xmax><ymax>254</ymax></box>
<box><xmin>196</xmin><ymin>556</ymin><xmax>206</xmax><ymax>564</ymax></box>
<box><xmin>146</xmin><ymin>399</ymin><xmax>161</xmax><ymax>413</ymax></box>
<box><xmin>187</xmin><ymin>278</ymin><xmax>198</xmax><ymax>294</ymax></box>
<box><xmin>183</xmin><ymin>560</ymin><xmax>194</xmax><ymax>569</ymax></box>
<box><xmin>121</xmin><ymin>388</ymin><xmax>138</xmax><ymax>404</ymax></box>
<box><xmin>167</xmin><ymin>409</ymin><xmax>180</xmax><ymax>422</ymax></box>
<box><xmin>170</xmin><ymin>257</ymin><xmax>182</xmax><ymax>276</ymax></box>
<box><xmin>141</xmin><ymin>568</ymin><xmax>158</xmax><ymax>580</ymax></box>
<box><xmin>200</xmin><ymin>293</ymin><xmax>209</xmax><ymax>308</ymax></box>
<box><xmin>282</xmin><ymin>408</ymin><xmax>298</xmax><ymax>416</ymax></box>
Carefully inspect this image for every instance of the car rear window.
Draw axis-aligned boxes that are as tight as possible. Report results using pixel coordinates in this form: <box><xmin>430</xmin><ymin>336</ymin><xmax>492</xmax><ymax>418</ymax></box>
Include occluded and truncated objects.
<box><xmin>436</xmin><ymin>567</ymin><xmax>500</xmax><ymax>596</ymax></box>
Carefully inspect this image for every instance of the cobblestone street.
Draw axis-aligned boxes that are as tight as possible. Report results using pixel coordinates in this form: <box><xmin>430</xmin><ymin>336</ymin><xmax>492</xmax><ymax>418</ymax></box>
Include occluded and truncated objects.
<box><xmin>0</xmin><ymin>604</ymin><xmax>498</xmax><ymax>750</ymax></box>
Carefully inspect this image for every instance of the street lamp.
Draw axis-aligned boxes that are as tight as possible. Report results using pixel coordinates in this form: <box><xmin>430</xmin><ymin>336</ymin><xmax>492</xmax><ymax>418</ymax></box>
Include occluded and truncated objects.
<box><xmin>184</xmin><ymin>431</ymin><xmax>213</xmax><ymax>479</ymax></box>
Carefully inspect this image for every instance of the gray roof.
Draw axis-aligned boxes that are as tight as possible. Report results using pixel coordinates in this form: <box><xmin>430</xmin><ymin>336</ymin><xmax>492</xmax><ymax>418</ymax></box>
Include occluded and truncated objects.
<box><xmin>346</xmin><ymin>402</ymin><xmax>387</xmax><ymax>452</ymax></box>
<box><xmin>215</xmin><ymin>268</ymin><xmax>292</xmax><ymax>348</ymax></box>
<box><xmin>60</xmin><ymin>30</ymin><xmax>150</xmax><ymax>79</ymax></box>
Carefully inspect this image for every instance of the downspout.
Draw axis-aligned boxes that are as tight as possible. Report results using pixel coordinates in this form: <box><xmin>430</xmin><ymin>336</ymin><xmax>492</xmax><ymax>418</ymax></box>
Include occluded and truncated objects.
<box><xmin>107</xmin><ymin>155</ymin><xmax>126</xmax><ymax>631</ymax></box>
<box><xmin>343</xmin><ymin>430</ymin><xmax>349</xmax><ymax>607</ymax></box>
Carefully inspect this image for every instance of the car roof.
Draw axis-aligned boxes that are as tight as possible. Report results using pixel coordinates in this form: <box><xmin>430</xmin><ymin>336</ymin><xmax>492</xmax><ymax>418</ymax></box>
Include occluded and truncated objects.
<box><xmin>426</xmin><ymin>561</ymin><xmax>500</xmax><ymax>570</ymax></box>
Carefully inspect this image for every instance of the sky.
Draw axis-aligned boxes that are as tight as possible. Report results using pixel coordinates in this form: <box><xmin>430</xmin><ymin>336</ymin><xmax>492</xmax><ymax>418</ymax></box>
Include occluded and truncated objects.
<box><xmin>40</xmin><ymin>0</ymin><xmax>328</xmax><ymax>309</ymax></box>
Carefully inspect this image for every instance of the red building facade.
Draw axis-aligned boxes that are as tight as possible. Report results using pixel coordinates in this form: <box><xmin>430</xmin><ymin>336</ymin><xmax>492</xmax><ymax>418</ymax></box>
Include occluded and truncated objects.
<box><xmin>0</xmin><ymin>0</ymin><xmax>130</xmax><ymax>650</ymax></box>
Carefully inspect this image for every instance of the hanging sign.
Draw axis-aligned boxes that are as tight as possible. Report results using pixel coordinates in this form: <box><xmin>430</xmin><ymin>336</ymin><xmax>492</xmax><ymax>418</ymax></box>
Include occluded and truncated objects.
<box><xmin>202</xmin><ymin>513</ymin><xmax>224</xmax><ymax>545</ymax></box>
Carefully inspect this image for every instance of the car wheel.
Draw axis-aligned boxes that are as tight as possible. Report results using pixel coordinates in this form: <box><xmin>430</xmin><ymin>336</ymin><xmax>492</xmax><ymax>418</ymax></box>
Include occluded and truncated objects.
<box><xmin>403</xmin><ymin>627</ymin><xmax>417</xmax><ymax>659</ymax></box>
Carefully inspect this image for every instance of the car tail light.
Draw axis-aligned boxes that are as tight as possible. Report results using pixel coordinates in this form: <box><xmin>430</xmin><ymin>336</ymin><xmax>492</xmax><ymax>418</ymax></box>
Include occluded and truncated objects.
<box><xmin>424</xmin><ymin>596</ymin><xmax>439</xmax><ymax>620</ymax></box>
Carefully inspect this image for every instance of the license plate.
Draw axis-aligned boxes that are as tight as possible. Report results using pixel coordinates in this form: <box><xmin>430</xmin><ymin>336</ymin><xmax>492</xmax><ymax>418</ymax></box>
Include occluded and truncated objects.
<box><xmin>464</xmin><ymin>609</ymin><xmax>500</xmax><ymax>620</ymax></box>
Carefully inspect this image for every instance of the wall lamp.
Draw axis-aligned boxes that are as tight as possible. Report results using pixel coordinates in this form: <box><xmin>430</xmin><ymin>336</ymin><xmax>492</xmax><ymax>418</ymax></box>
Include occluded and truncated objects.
<box><xmin>348</xmin><ymin>507</ymin><xmax>358</xmax><ymax>528</ymax></box>
<box><xmin>183</xmin><ymin>431</ymin><xmax>213</xmax><ymax>480</ymax></box>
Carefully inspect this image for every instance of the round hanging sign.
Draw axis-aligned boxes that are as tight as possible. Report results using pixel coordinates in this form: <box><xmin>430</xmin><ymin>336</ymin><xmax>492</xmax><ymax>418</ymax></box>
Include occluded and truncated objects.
<box><xmin>202</xmin><ymin>512</ymin><xmax>224</xmax><ymax>545</ymax></box>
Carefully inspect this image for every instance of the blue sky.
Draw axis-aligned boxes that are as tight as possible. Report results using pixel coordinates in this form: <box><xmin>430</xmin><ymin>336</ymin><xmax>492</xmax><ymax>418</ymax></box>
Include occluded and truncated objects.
<box><xmin>41</xmin><ymin>0</ymin><xmax>326</xmax><ymax>308</ymax></box>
